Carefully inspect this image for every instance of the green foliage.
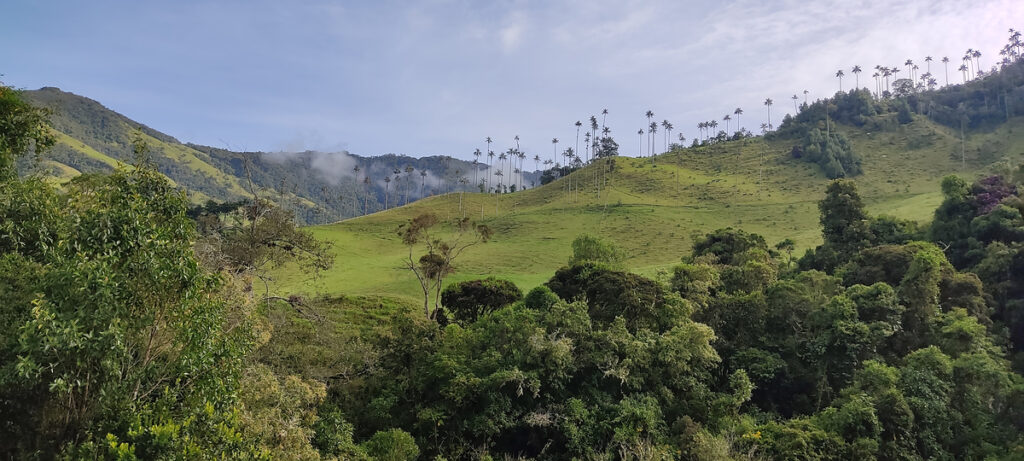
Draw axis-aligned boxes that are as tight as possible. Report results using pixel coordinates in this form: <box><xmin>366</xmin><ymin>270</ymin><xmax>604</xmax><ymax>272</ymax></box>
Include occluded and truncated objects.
<box><xmin>361</xmin><ymin>429</ymin><xmax>420</xmax><ymax>461</ymax></box>
<box><xmin>0</xmin><ymin>167</ymin><xmax>263</xmax><ymax>458</ymax></box>
<box><xmin>440</xmin><ymin>277</ymin><xmax>523</xmax><ymax>323</ymax></box>
<box><xmin>0</xmin><ymin>84</ymin><xmax>55</xmax><ymax>180</ymax></box>
<box><xmin>568</xmin><ymin>233</ymin><xmax>625</xmax><ymax>268</ymax></box>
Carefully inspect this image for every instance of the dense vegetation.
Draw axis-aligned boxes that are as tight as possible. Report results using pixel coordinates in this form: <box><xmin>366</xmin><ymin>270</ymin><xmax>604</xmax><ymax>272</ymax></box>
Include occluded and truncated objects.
<box><xmin>4</xmin><ymin>29</ymin><xmax>1024</xmax><ymax>460</ymax></box>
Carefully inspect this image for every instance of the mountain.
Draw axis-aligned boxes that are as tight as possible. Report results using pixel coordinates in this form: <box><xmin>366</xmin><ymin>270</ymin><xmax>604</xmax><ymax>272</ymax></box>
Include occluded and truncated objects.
<box><xmin>19</xmin><ymin>87</ymin><xmax>536</xmax><ymax>224</ymax></box>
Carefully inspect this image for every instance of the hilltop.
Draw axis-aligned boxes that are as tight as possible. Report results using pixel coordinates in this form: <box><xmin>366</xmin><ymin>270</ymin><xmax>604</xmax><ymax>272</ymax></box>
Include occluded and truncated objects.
<box><xmin>274</xmin><ymin>111</ymin><xmax>1024</xmax><ymax>303</ymax></box>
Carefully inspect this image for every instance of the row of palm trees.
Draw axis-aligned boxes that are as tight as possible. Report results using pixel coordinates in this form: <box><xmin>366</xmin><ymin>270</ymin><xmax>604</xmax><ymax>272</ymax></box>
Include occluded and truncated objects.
<box><xmin>834</xmin><ymin>48</ymin><xmax>992</xmax><ymax>98</ymax></box>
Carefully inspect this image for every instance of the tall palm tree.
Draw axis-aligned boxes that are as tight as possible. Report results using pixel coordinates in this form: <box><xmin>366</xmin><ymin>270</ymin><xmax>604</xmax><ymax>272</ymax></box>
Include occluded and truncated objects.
<box><xmin>589</xmin><ymin>116</ymin><xmax>599</xmax><ymax>163</ymax></box>
<box><xmin>533</xmin><ymin>154</ymin><xmax>540</xmax><ymax>172</ymax></box>
<box><xmin>734</xmin><ymin>107</ymin><xmax>743</xmax><ymax>133</ymax></box>
<box><xmin>649</xmin><ymin>121</ymin><xmax>657</xmax><ymax>156</ymax></box>
<box><xmin>803</xmin><ymin>89</ymin><xmax>809</xmax><ymax>105</ymax></box>
<box><xmin>942</xmin><ymin>56</ymin><xmax>950</xmax><ymax>86</ymax></box>
<box><xmin>852</xmin><ymin>65</ymin><xmax>862</xmax><ymax>89</ymax></box>
<box><xmin>835</xmin><ymin>69</ymin><xmax>845</xmax><ymax>92</ymax></box>
<box><xmin>710</xmin><ymin>120</ymin><xmax>719</xmax><ymax>140</ymax></box>
<box><xmin>959</xmin><ymin>63</ymin><xmax>968</xmax><ymax>83</ymax></box>
<box><xmin>644</xmin><ymin>110</ymin><xmax>654</xmax><ymax>154</ymax></box>
<box><xmin>487</xmin><ymin>149</ymin><xmax>495</xmax><ymax>191</ymax></box>
<box><xmin>661</xmin><ymin>120</ymin><xmax>671</xmax><ymax>152</ymax></box>
<box><xmin>723</xmin><ymin>114</ymin><xmax>732</xmax><ymax>134</ymax></box>
<box><xmin>383</xmin><ymin>175</ymin><xmax>391</xmax><ymax>209</ymax></box>
<box><xmin>473</xmin><ymin>148</ymin><xmax>481</xmax><ymax>186</ymax></box>
<box><xmin>574</xmin><ymin>120</ymin><xmax>582</xmax><ymax>165</ymax></box>
<box><xmin>904</xmin><ymin>59</ymin><xmax>914</xmax><ymax>79</ymax></box>
<box><xmin>638</xmin><ymin>129</ymin><xmax>644</xmax><ymax>156</ymax></box>
<box><xmin>584</xmin><ymin>132</ymin><xmax>591</xmax><ymax>162</ymax></box>
<box><xmin>924</xmin><ymin>56</ymin><xmax>933</xmax><ymax>73</ymax></box>
<box><xmin>363</xmin><ymin>175</ymin><xmax>372</xmax><ymax>212</ymax></box>
<box><xmin>678</xmin><ymin>133</ymin><xmax>686</xmax><ymax>146</ymax></box>
<box><xmin>551</xmin><ymin>138</ymin><xmax>559</xmax><ymax>169</ymax></box>
<box><xmin>485</xmin><ymin>136</ymin><xmax>493</xmax><ymax>190</ymax></box>
<box><xmin>763</xmin><ymin>98</ymin><xmax>773</xmax><ymax>131</ymax></box>
<box><xmin>872</xmin><ymin>72</ymin><xmax>880</xmax><ymax>97</ymax></box>
<box><xmin>791</xmin><ymin>94</ymin><xmax>799</xmax><ymax>113</ymax></box>
<box><xmin>601</xmin><ymin>109</ymin><xmax>608</xmax><ymax>131</ymax></box>
<box><xmin>697</xmin><ymin>122</ymin><xmax>705</xmax><ymax>142</ymax></box>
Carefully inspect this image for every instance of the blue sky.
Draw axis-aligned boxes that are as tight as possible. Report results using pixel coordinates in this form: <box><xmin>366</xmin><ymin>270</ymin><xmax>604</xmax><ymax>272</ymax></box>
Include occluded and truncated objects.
<box><xmin>2</xmin><ymin>0</ymin><xmax>1020</xmax><ymax>161</ymax></box>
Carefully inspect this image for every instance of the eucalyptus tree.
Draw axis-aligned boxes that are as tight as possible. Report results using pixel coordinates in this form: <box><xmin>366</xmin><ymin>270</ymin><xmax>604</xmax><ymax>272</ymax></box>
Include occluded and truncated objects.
<box><xmin>852</xmin><ymin>65</ymin><xmax>862</xmax><ymax>89</ymax></box>
<box><xmin>835</xmin><ymin>69</ymin><xmax>845</xmax><ymax>92</ymax></box>
<box><xmin>764</xmin><ymin>98</ymin><xmax>773</xmax><ymax>131</ymax></box>
<box><xmin>942</xmin><ymin>56</ymin><xmax>950</xmax><ymax>85</ymax></box>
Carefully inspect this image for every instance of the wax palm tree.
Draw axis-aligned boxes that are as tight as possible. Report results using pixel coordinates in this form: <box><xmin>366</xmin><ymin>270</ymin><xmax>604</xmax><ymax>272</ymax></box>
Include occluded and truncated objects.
<box><xmin>678</xmin><ymin>133</ymin><xmax>686</xmax><ymax>146</ymax></box>
<box><xmin>649</xmin><ymin>121</ymin><xmax>657</xmax><ymax>155</ymax></box>
<box><xmin>835</xmin><ymin>69</ymin><xmax>845</xmax><ymax>92</ymax></box>
<box><xmin>764</xmin><ymin>98</ymin><xmax>773</xmax><ymax>131</ymax></box>
<box><xmin>661</xmin><ymin>120</ymin><xmax>671</xmax><ymax>152</ymax></box>
<box><xmin>638</xmin><ymin>129</ymin><xmax>644</xmax><ymax>156</ymax></box>
<box><xmin>972</xmin><ymin>49</ymin><xmax>982</xmax><ymax>74</ymax></box>
<box><xmin>589</xmin><ymin>116</ymin><xmax>599</xmax><ymax>163</ymax></box>
<box><xmin>552</xmin><ymin>138</ymin><xmax>559</xmax><ymax>167</ymax></box>
<box><xmin>792</xmin><ymin>94</ymin><xmax>799</xmax><ymax>113</ymax></box>
<box><xmin>959</xmin><ymin>63</ymin><xmax>968</xmax><ymax>83</ymax></box>
<box><xmin>533</xmin><ymin>154</ymin><xmax>540</xmax><ymax>172</ymax></box>
<box><xmin>941</xmin><ymin>56</ymin><xmax>950</xmax><ymax>86</ymax></box>
<box><xmin>473</xmin><ymin>148</ymin><xmax>481</xmax><ymax>186</ymax></box>
<box><xmin>710</xmin><ymin>120</ymin><xmax>719</xmax><ymax>140</ymax></box>
<box><xmin>723</xmin><ymin>114</ymin><xmax>732</xmax><ymax>134</ymax></box>
<box><xmin>734</xmin><ymin>107</ymin><xmax>743</xmax><ymax>133</ymax></box>
<box><xmin>601</xmin><ymin>108</ymin><xmax>608</xmax><ymax>131</ymax></box>
<box><xmin>852</xmin><ymin>65</ymin><xmax>862</xmax><ymax>89</ymax></box>
<box><xmin>872</xmin><ymin>72</ymin><xmax>880</xmax><ymax>97</ymax></box>
<box><xmin>487</xmin><ymin>149</ymin><xmax>495</xmax><ymax>191</ymax></box>
<box><xmin>644</xmin><ymin>110</ymin><xmax>654</xmax><ymax>153</ymax></box>
<box><xmin>925</xmin><ymin>56</ymin><xmax>933</xmax><ymax>73</ymax></box>
<box><xmin>363</xmin><ymin>175</ymin><xmax>371</xmax><ymax>213</ymax></box>
<box><xmin>574</xmin><ymin>120</ymin><xmax>582</xmax><ymax>164</ymax></box>
<box><xmin>803</xmin><ymin>89</ymin><xmax>809</xmax><ymax>105</ymax></box>
<box><xmin>905</xmin><ymin>59</ymin><xmax>914</xmax><ymax>79</ymax></box>
<box><xmin>383</xmin><ymin>176</ymin><xmax>391</xmax><ymax>209</ymax></box>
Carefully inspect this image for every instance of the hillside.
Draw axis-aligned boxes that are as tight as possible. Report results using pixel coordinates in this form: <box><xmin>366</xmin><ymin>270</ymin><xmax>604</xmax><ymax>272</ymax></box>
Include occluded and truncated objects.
<box><xmin>274</xmin><ymin>112</ymin><xmax>1024</xmax><ymax>303</ymax></box>
<box><xmin>18</xmin><ymin>87</ymin><xmax>516</xmax><ymax>224</ymax></box>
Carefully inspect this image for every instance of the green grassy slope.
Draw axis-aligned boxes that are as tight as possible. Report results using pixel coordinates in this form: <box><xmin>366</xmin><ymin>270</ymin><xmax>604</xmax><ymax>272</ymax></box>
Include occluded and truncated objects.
<box><xmin>274</xmin><ymin>115</ymin><xmax>1024</xmax><ymax>303</ymax></box>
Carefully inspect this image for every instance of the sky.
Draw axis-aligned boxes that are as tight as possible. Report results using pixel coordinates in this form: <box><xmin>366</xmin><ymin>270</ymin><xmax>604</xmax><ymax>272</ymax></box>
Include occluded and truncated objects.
<box><xmin>2</xmin><ymin>0</ymin><xmax>1021</xmax><ymax>162</ymax></box>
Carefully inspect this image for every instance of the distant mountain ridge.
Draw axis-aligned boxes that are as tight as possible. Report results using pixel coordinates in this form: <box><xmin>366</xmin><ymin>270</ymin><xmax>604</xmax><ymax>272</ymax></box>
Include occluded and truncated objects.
<box><xmin>19</xmin><ymin>87</ymin><xmax>534</xmax><ymax>224</ymax></box>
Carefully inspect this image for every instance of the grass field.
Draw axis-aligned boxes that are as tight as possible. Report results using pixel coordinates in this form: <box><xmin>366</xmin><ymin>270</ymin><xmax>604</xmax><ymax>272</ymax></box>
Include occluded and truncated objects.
<box><xmin>273</xmin><ymin>115</ymin><xmax>1024</xmax><ymax>304</ymax></box>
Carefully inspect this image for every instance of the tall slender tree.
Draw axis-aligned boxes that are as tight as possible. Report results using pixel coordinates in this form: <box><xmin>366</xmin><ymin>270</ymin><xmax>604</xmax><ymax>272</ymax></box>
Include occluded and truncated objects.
<box><xmin>589</xmin><ymin>116</ymin><xmax>598</xmax><ymax>163</ymax></box>
<box><xmin>551</xmin><ymin>138</ymin><xmax>559</xmax><ymax>170</ymax></box>
<box><xmin>638</xmin><ymin>129</ymin><xmax>644</xmax><ymax>156</ymax></box>
<box><xmin>661</xmin><ymin>120</ymin><xmax>671</xmax><ymax>152</ymax></box>
<box><xmin>942</xmin><ymin>56</ymin><xmax>950</xmax><ymax>86</ymax></box>
<box><xmin>574</xmin><ymin>120</ymin><xmax>582</xmax><ymax>165</ymax></box>
<box><xmin>473</xmin><ymin>149</ymin><xmax>481</xmax><ymax>188</ymax></box>
<box><xmin>835</xmin><ymin>69</ymin><xmax>845</xmax><ymax>92</ymax></box>
<box><xmin>734</xmin><ymin>107</ymin><xmax>743</xmax><ymax>133</ymax></box>
<box><xmin>601</xmin><ymin>109</ymin><xmax>608</xmax><ymax>131</ymax></box>
<box><xmin>649</xmin><ymin>121</ymin><xmax>657</xmax><ymax>156</ymax></box>
<box><xmin>764</xmin><ymin>98</ymin><xmax>773</xmax><ymax>130</ymax></box>
<box><xmin>852</xmin><ymin>65</ymin><xmax>862</xmax><ymax>89</ymax></box>
<box><xmin>485</xmin><ymin>137</ymin><xmax>493</xmax><ymax>191</ymax></box>
<box><xmin>925</xmin><ymin>56</ymin><xmax>933</xmax><ymax>73</ymax></box>
<box><xmin>383</xmin><ymin>175</ymin><xmax>391</xmax><ymax>209</ymax></box>
<box><xmin>723</xmin><ymin>114</ymin><xmax>732</xmax><ymax>134</ymax></box>
<box><xmin>792</xmin><ymin>94</ymin><xmax>799</xmax><ymax>113</ymax></box>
